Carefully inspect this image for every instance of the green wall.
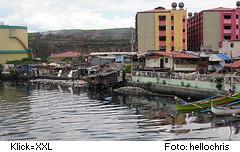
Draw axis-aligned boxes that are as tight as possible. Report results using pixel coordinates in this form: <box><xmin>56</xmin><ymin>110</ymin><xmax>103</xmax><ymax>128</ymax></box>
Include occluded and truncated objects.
<box><xmin>132</xmin><ymin>76</ymin><xmax>218</xmax><ymax>91</ymax></box>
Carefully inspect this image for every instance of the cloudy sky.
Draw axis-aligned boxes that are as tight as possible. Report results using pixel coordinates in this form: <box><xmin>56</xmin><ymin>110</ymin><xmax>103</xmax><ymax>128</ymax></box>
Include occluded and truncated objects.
<box><xmin>0</xmin><ymin>0</ymin><xmax>238</xmax><ymax>32</ymax></box>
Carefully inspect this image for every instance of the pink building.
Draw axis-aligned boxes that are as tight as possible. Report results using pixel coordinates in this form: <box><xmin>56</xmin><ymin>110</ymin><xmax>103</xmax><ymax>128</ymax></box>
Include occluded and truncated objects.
<box><xmin>188</xmin><ymin>1</ymin><xmax>240</xmax><ymax>52</ymax></box>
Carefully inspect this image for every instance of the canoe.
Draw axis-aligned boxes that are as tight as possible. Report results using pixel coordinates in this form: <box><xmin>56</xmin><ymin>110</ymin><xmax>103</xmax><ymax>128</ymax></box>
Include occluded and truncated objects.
<box><xmin>201</xmin><ymin>100</ymin><xmax>240</xmax><ymax>113</ymax></box>
<box><xmin>211</xmin><ymin>101</ymin><xmax>240</xmax><ymax>115</ymax></box>
<box><xmin>176</xmin><ymin>93</ymin><xmax>240</xmax><ymax>113</ymax></box>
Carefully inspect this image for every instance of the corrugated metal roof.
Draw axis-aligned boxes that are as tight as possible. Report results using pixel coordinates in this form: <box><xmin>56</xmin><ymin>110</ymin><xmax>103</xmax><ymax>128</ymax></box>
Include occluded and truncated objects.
<box><xmin>50</xmin><ymin>51</ymin><xmax>81</xmax><ymax>58</ymax></box>
<box><xmin>89</xmin><ymin>52</ymin><xmax>132</xmax><ymax>56</ymax></box>
<box><xmin>225</xmin><ymin>60</ymin><xmax>240</xmax><ymax>69</ymax></box>
<box><xmin>147</xmin><ymin>52</ymin><xmax>199</xmax><ymax>59</ymax></box>
<box><xmin>217</xmin><ymin>53</ymin><xmax>231</xmax><ymax>61</ymax></box>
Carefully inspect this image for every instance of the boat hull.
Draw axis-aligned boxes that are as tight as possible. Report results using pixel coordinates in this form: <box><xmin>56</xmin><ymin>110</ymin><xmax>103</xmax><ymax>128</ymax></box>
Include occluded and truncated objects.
<box><xmin>176</xmin><ymin>93</ymin><xmax>240</xmax><ymax>113</ymax></box>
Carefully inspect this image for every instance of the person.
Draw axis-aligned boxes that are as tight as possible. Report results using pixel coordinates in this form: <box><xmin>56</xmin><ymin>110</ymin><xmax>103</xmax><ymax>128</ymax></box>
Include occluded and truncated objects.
<box><xmin>229</xmin><ymin>88</ymin><xmax>234</xmax><ymax>96</ymax></box>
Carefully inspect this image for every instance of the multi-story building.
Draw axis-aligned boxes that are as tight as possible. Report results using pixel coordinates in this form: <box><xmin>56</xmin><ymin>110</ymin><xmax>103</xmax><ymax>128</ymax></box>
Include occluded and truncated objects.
<box><xmin>219</xmin><ymin>40</ymin><xmax>240</xmax><ymax>58</ymax></box>
<box><xmin>0</xmin><ymin>24</ymin><xmax>31</xmax><ymax>64</ymax></box>
<box><xmin>188</xmin><ymin>1</ymin><xmax>240</xmax><ymax>52</ymax></box>
<box><xmin>136</xmin><ymin>2</ymin><xmax>187</xmax><ymax>53</ymax></box>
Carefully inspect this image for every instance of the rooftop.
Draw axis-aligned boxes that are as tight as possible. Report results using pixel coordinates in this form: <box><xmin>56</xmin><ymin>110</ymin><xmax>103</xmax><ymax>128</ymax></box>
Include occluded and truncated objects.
<box><xmin>203</xmin><ymin>7</ymin><xmax>234</xmax><ymax>12</ymax></box>
<box><xmin>89</xmin><ymin>52</ymin><xmax>132</xmax><ymax>56</ymax></box>
<box><xmin>138</xmin><ymin>6</ymin><xmax>171</xmax><ymax>13</ymax></box>
<box><xmin>225</xmin><ymin>60</ymin><xmax>240</xmax><ymax>69</ymax></box>
<box><xmin>50</xmin><ymin>51</ymin><xmax>81</xmax><ymax>58</ymax></box>
<box><xmin>146</xmin><ymin>52</ymin><xmax>199</xmax><ymax>59</ymax></box>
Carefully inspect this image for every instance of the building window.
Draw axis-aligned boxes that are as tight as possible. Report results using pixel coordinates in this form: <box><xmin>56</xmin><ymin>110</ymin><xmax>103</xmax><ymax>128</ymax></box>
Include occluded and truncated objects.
<box><xmin>171</xmin><ymin>46</ymin><xmax>174</xmax><ymax>51</ymax></box>
<box><xmin>159</xmin><ymin>46</ymin><xmax>166</xmax><ymax>51</ymax></box>
<box><xmin>165</xmin><ymin>58</ymin><xmax>168</xmax><ymax>63</ymax></box>
<box><xmin>183</xmin><ymin>18</ymin><xmax>186</xmax><ymax>22</ymax></box>
<box><xmin>159</xmin><ymin>26</ymin><xmax>166</xmax><ymax>31</ymax></box>
<box><xmin>224</xmin><ymin>25</ymin><xmax>231</xmax><ymax>30</ymax></box>
<box><xmin>171</xmin><ymin>36</ymin><xmax>174</xmax><ymax>41</ymax></box>
<box><xmin>9</xmin><ymin>29</ymin><xmax>17</xmax><ymax>37</ymax></box>
<box><xmin>171</xmin><ymin>26</ymin><xmax>174</xmax><ymax>30</ymax></box>
<box><xmin>171</xmin><ymin>16</ymin><xmax>174</xmax><ymax>21</ymax></box>
<box><xmin>183</xmin><ymin>29</ymin><xmax>185</xmax><ymax>32</ymax></box>
<box><xmin>237</xmin><ymin>35</ymin><xmax>239</xmax><ymax>39</ymax></box>
<box><xmin>237</xmin><ymin>14</ymin><xmax>239</xmax><ymax>19</ymax></box>
<box><xmin>237</xmin><ymin>25</ymin><xmax>239</xmax><ymax>29</ymax></box>
<box><xmin>224</xmin><ymin>36</ymin><xmax>231</xmax><ymax>40</ymax></box>
<box><xmin>231</xmin><ymin>43</ymin><xmax>234</xmax><ymax>48</ymax></box>
<box><xmin>159</xmin><ymin>16</ymin><xmax>166</xmax><ymax>21</ymax></box>
<box><xmin>224</xmin><ymin>15</ymin><xmax>231</xmax><ymax>19</ymax></box>
<box><xmin>159</xmin><ymin>36</ymin><xmax>166</xmax><ymax>41</ymax></box>
<box><xmin>183</xmin><ymin>39</ymin><xmax>186</xmax><ymax>43</ymax></box>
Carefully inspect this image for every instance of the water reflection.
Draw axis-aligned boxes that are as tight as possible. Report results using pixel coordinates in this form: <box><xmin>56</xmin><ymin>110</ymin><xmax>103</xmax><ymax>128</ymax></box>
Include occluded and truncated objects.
<box><xmin>0</xmin><ymin>82</ymin><xmax>240</xmax><ymax>140</ymax></box>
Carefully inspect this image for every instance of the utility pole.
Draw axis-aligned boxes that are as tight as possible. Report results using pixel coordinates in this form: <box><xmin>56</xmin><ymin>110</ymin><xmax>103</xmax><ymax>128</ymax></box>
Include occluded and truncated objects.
<box><xmin>131</xmin><ymin>27</ymin><xmax>134</xmax><ymax>52</ymax></box>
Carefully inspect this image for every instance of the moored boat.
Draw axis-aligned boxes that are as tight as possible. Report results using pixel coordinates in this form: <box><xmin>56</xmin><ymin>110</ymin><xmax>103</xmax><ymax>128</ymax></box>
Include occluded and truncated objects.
<box><xmin>211</xmin><ymin>102</ymin><xmax>240</xmax><ymax>116</ymax></box>
<box><xmin>176</xmin><ymin>93</ymin><xmax>240</xmax><ymax>113</ymax></box>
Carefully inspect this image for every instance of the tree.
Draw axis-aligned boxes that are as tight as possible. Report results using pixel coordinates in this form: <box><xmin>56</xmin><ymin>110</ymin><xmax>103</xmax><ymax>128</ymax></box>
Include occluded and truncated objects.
<box><xmin>124</xmin><ymin>64</ymin><xmax>132</xmax><ymax>74</ymax></box>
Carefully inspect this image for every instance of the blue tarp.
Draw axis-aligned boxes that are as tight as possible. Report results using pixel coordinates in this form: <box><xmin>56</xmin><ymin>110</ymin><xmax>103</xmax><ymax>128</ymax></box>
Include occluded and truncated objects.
<box><xmin>216</xmin><ymin>53</ymin><xmax>231</xmax><ymax>61</ymax></box>
<box><xmin>115</xmin><ymin>55</ymin><xmax>124</xmax><ymax>63</ymax></box>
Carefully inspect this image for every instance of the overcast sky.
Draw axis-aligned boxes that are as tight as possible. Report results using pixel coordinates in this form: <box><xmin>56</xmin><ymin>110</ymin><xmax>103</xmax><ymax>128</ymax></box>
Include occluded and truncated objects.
<box><xmin>0</xmin><ymin>0</ymin><xmax>238</xmax><ymax>32</ymax></box>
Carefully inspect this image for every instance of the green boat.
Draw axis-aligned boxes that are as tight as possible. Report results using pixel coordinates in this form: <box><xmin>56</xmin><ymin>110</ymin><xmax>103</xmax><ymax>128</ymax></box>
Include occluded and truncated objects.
<box><xmin>176</xmin><ymin>93</ymin><xmax>240</xmax><ymax>113</ymax></box>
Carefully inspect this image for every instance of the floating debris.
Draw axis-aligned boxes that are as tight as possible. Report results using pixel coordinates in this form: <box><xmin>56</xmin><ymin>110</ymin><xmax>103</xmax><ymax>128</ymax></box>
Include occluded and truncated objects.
<box><xmin>113</xmin><ymin>86</ymin><xmax>156</xmax><ymax>95</ymax></box>
<box><xmin>30</xmin><ymin>79</ymin><xmax>87</xmax><ymax>87</ymax></box>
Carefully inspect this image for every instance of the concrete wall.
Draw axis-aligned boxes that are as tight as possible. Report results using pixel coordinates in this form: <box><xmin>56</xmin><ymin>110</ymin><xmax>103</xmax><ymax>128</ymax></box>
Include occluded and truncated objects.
<box><xmin>0</xmin><ymin>27</ymin><xmax>28</xmax><ymax>50</ymax></box>
<box><xmin>91</xmin><ymin>57</ymin><xmax>115</xmax><ymax>65</ymax></box>
<box><xmin>132</xmin><ymin>76</ymin><xmax>218</xmax><ymax>91</ymax></box>
<box><xmin>0</xmin><ymin>26</ymin><xmax>29</xmax><ymax>63</ymax></box>
<box><xmin>0</xmin><ymin>54</ymin><xmax>29</xmax><ymax>63</ymax></box>
<box><xmin>145</xmin><ymin>58</ymin><xmax>161</xmax><ymax>68</ymax></box>
<box><xmin>137</xmin><ymin>13</ymin><xmax>156</xmax><ymax>53</ymax></box>
<box><xmin>219</xmin><ymin>40</ymin><xmax>240</xmax><ymax>58</ymax></box>
<box><xmin>203</xmin><ymin>12</ymin><xmax>221</xmax><ymax>52</ymax></box>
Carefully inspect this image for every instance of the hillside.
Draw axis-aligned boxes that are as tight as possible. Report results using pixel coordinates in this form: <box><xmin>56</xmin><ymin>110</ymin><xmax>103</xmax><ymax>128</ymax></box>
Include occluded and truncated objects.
<box><xmin>29</xmin><ymin>28</ymin><xmax>134</xmax><ymax>57</ymax></box>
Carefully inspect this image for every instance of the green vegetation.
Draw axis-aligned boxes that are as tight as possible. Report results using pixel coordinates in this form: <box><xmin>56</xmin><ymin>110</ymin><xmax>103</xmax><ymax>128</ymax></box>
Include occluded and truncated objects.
<box><xmin>29</xmin><ymin>28</ymin><xmax>132</xmax><ymax>58</ymax></box>
<box><xmin>186</xmin><ymin>83</ymin><xmax>191</xmax><ymax>88</ymax></box>
<box><xmin>124</xmin><ymin>64</ymin><xmax>132</xmax><ymax>74</ymax></box>
<box><xmin>181</xmin><ymin>81</ymin><xmax>185</xmax><ymax>87</ymax></box>
<box><xmin>215</xmin><ymin>77</ymin><xmax>224</xmax><ymax>91</ymax></box>
<box><xmin>146</xmin><ymin>82</ymin><xmax>152</xmax><ymax>88</ymax></box>
<box><xmin>216</xmin><ymin>83</ymin><xmax>223</xmax><ymax>90</ymax></box>
<box><xmin>233</xmin><ymin>85</ymin><xmax>236</xmax><ymax>90</ymax></box>
<box><xmin>215</xmin><ymin>77</ymin><xmax>224</xmax><ymax>83</ymax></box>
<box><xmin>162</xmin><ymin>80</ymin><xmax>167</xmax><ymax>85</ymax></box>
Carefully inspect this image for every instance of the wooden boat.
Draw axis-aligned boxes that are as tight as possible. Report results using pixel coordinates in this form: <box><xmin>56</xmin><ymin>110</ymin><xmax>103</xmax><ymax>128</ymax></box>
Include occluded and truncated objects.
<box><xmin>211</xmin><ymin>102</ymin><xmax>240</xmax><ymax>115</ymax></box>
<box><xmin>176</xmin><ymin>93</ymin><xmax>240</xmax><ymax>113</ymax></box>
<box><xmin>201</xmin><ymin>100</ymin><xmax>240</xmax><ymax>113</ymax></box>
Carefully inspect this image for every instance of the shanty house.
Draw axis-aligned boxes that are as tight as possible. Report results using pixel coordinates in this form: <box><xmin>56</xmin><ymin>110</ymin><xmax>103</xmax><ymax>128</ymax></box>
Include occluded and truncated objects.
<box><xmin>144</xmin><ymin>52</ymin><xmax>200</xmax><ymax>72</ymax></box>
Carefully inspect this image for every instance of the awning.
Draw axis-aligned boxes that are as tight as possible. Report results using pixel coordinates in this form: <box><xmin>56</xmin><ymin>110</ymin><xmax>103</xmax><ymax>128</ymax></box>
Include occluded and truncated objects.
<box><xmin>209</xmin><ymin>54</ymin><xmax>230</xmax><ymax>62</ymax></box>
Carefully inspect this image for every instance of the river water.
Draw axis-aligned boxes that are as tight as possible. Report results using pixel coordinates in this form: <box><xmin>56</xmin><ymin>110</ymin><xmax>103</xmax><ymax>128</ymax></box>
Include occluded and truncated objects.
<box><xmin>0</xmin><ymin>82</ymin><xmax>240</xmax><ymax>141</ymax></box>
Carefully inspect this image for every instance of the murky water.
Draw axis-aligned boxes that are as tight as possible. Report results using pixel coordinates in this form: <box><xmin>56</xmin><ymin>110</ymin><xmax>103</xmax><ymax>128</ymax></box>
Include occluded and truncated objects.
<box><xmin>0</xmin><ymin>82</ymin><xmax>240</xmax><ymax>141</ymax></box>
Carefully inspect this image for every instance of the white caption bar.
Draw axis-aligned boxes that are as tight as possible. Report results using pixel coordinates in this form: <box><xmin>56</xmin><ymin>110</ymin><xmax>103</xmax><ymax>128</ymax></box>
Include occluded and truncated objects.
<box><xmin>0</xmin><ymin>141</ymin><xmax>239</xmax><ymax>152</ymax></box>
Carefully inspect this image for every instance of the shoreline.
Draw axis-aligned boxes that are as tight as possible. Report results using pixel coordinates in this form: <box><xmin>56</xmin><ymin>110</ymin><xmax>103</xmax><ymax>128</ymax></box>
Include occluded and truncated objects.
<box><xmin>29</xmin><ymin>78</ymin><xmax>88</xmax><ymax>87</ymax></box>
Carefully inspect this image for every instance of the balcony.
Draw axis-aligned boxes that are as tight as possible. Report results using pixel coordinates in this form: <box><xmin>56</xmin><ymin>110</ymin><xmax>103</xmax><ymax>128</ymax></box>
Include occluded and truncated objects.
<box><xmin>223</xmin><ymin>29</ymin><xmax>232</xmax><ymax>34</ymax></box>
<box><xmin>223</xmin><ymin>19</ymin><xmax>232</xmax><ymax>24</ymax></box>
<box><xmin>174</xmin><ymin>64</ymin><xmax>197</xmax><ymax>71</ymax></box>
<box><xmin>159</xmin><ymin>31</ymin><xmax>166</xmax><ymax>36</ymax></box>
<box><xmin>159</xmin><ymin>21</ymin><xmax>166</xmax><ymax>25</ymax></box>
